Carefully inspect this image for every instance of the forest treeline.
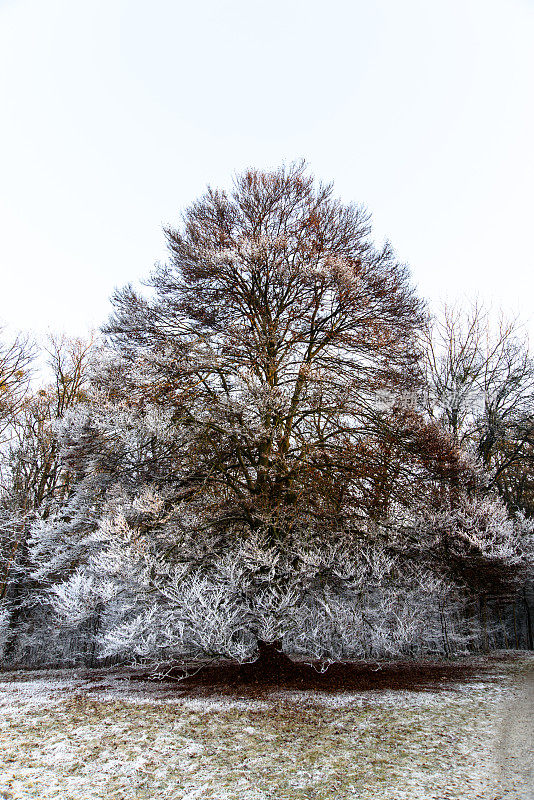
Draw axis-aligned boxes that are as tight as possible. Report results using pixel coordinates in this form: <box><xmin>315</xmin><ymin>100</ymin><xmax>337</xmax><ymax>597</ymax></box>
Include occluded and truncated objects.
<box><xmin>1</xmin><ymin>163</ymin><xmax>533</xmax><ymax>669</ymax></box>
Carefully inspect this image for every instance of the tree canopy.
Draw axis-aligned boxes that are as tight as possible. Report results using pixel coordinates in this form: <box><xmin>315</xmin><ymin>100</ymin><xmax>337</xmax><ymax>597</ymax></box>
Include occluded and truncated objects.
<box><xmin>103</xmin><ymin>162</ymin><xmax>455</xmax><ymax>541</ymax></box>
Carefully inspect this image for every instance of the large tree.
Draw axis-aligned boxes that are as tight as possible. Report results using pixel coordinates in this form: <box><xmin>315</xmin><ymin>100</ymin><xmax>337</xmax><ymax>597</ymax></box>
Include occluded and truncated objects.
<box><xmin>15</xmin><ymin>165</ymin><xmax>532</xmax><ymax>669</ymax></box>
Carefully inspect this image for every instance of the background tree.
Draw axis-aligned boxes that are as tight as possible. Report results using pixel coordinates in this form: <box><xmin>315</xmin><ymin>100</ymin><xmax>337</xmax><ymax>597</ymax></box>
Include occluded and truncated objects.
<box><xmin>423</xmin><ymin>302</ymin><xmax>534</xmax><ymax>510</ymax></box>
<box><xmin>423</xmin><ymin>302</ymin><xmax>534</xmax><ymax>648</ymax></box>
<box><xmin>6</xmin><ymin>335</ymin><xmax>94</xmax><ymax>515</ymax></box>
<box><xmin>0</xmin><ymin>326</ymin><xmax>34</xmax><ymax>447</ymax></box>
<box><xmin>0</xmin><ymin>336</ymin><xmax>94</xmax><ymax>660</ymax></box>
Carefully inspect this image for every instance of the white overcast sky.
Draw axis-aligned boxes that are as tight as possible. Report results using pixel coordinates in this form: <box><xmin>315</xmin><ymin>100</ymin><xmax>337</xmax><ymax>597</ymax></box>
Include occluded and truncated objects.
<box><xmin>1</xmin><ymin>0</ymin><xmax>533</xmax><ymax>341</ymax></box>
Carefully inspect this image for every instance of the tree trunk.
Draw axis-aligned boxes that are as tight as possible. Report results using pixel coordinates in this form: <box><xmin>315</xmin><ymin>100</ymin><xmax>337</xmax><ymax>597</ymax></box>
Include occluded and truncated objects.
<box><xmin>238</xmin><ymin>639</ymin><xmax>294</xmax><ymax>683</ymax></box>
<box><xmin>523</xmin><ymin>588</ymin><xmax>533</xmax><ymax>651</ymax></box>
<box><xmin>480</xmin><ymin>595</ymin><xmax>489</xmax><ymax>653</ymax></box>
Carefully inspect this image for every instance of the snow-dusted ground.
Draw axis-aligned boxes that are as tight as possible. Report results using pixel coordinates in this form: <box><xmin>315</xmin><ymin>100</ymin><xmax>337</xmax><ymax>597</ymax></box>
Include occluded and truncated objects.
<box><xmin>0</xmin><ymin>656</ymin><xmax>532</xmax><ymax>799</ymax></box>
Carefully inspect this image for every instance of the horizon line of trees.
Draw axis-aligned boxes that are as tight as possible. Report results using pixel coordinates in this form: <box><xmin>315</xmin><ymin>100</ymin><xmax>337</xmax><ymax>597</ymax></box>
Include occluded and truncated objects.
<box><xmin>1</xmin><ymin>162</ymin><xmax>533</xmax><ymax>670</ymax></box>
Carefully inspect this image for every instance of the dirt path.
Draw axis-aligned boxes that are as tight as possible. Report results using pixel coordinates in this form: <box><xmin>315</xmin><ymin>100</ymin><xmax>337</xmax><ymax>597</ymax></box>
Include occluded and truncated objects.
<box><xmin>493</xmin><ymin>661</ymin><xmax>534</xmax><ymax>797</ymax></box>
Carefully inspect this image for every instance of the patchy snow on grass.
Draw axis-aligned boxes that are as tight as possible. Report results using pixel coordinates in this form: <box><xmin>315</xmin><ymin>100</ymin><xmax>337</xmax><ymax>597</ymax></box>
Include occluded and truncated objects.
<box><xmin>0</xmin><ymin>656</ymin><xmax>532</xmax><ymax>799</ymax></box>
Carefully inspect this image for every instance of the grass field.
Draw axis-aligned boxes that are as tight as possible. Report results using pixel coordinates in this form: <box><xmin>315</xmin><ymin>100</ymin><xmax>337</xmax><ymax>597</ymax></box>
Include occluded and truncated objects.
<box><xmin>0</xmin><ymin>655</ymin><xmax>532</xmax><ymax>799</ymax></box>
